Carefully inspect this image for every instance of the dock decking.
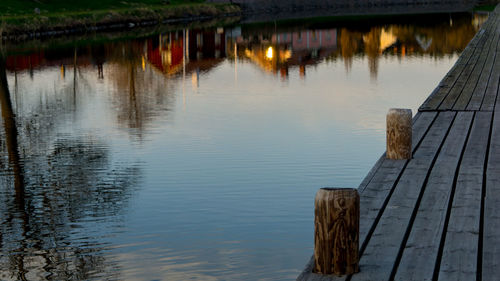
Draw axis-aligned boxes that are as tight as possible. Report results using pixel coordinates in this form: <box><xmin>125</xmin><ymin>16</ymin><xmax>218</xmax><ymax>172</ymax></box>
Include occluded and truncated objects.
<box><xmin>298</xmin><ymin>5</ymin><xmax>500</xmax><ymax>281</ymax></box>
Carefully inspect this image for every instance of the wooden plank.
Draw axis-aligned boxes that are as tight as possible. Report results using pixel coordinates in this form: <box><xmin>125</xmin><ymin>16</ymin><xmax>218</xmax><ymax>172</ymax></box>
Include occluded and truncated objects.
<box><xmin>439</xmin><ymin>24</ymin><xmax>493</xmax><ymax>110</ymax></box>
<box><xmin>419</xmin><ymin>13</ymin><xmax>495</xmax><ymax>112</ymax></box>
<box><xmin>357</xmin><ymin>112</ymin><xmax>437</xmax><ymax>249</ymax></box>
<box><xmin>462</xmin><ymin>15</ymin><xmax>500</xmax><ymax>110</ymax></box>
<box><xmin>419</xmin><ymin>28</ymin><xmax>485</xmax><ymax>111</ymax></box>
<box><xmin>481</xmin><ymin>49</ymin><xmax>500</xmax><ymax>111</ymax></box>
<box><xmin>468</xmin><ymin>21</ymin><xmax>500</xmax><ymax>110</ymax></box>
<box><xmin>453</xmin><ymin>19</ymin><xmax>498</xmax><ymax>110</ymax></box>
<box><xmin>438</xmin><ymin>111</ymin><xmax>492</xmax><ymax>281</ymax></box>
<box><xmin>482</xmin><ymin>111</ymin><xmax>500</xmax><ymax>280</ymax></box>
<box><xmin>482</xmin><ymin>10</ymin><xmax>500</xmax><ymax>111</ymax></box>
<box><xmin>393</xmin><ymin>112</ymin><xmax>473</xmax><ymax>280</ymax></box>
<box><xmin>468</xmin><ymin>51</ymin><xmax>498</xmax><ymax>111</ymax></box>
<box><xmin>349</xmin><ymin>112</ymin><xmax>456</xmax><ymax>281</ymax></box>
<box><xmin>419</xmin><ymin>15</ymin><xmax>489</xmax><ymax>111</ymax></box>
<box><xmin>356</xmin><ymin>152</ymin><xmax>386</xmax><ymax>193</ymax></box>
<box><xmin>480</xmin><ymin>11</ymin><xmax>500</xmax><ymax>277</ymax></box>
<box><xmin>493</xmin><ymin>74</ymin><xmax>500</xmax><ymax>111</ymax></box>
<box><xmin>297</xmin><ymin>112</ymin><xmax>437</xmax><ymax>281</ymax></box>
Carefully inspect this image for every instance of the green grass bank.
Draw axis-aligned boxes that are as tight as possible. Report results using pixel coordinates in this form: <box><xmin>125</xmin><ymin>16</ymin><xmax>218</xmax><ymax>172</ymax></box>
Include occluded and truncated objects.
<box><xmin>0</xmin><ymin>0</ymin><xmax>240</xmax><ymax>37</ymax></box>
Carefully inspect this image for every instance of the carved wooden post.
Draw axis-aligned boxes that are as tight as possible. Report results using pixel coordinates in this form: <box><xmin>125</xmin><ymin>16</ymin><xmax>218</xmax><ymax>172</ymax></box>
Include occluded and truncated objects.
<box><xmin>314</xmin><ymin>188</ymin><xmax>359</xmax><ymax>275</ymax></box>
<box><xmin>386</xmin><ymin>108</ymin><xmax>412</xmax><ymax>160</ymax></box>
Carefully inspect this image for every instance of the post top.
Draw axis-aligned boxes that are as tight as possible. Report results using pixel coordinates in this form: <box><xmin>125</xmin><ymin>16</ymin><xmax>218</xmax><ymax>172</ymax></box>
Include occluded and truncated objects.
<box><xmin>320</xmin><ymin>187</ymin><xmax>357</xmax><ymax>192</ymax></box>
<box><xmin>388</xmin><ymin>108</ymin><xmax>412</xmax><ymax>116</ymax></box>
<box><xmin>316</xmin><ymin>188</ymin><xmax>359</xmax><ymax>200</ymax></box>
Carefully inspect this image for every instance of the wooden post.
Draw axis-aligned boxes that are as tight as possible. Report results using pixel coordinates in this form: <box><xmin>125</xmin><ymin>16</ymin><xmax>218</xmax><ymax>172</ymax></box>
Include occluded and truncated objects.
<box><xmin>314</xmin><ymin>188</ymin><xmax>359</xmax><ymax>275</ymax></box>
<box><xmin>386</xmin><ymin>108</ymin><xmax>412</xmax><ymax>160</ymax></box>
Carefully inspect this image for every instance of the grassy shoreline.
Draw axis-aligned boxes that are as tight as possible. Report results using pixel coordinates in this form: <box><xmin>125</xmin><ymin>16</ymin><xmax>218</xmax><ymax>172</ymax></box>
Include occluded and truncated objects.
<box><xmin>0</xmin><ymin>1</ymin><xmax>240</xmax><ymax>38</ymax></box>
<box><xmin>3</xmin><ymin>15</ymin><xmax>240</xmax><ymax>56</ymax></box>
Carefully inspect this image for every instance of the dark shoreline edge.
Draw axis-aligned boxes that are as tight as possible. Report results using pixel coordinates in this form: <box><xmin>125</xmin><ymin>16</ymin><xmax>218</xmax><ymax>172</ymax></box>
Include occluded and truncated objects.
<box><xmin>1</xmin><ymin>2</ymin><xmax>494</xmax><ymax>43</ymax></box>
<box><xmin>0</xmin><ymin>4</ymin><xmax>241</xmax><ymax>41</ymax></box>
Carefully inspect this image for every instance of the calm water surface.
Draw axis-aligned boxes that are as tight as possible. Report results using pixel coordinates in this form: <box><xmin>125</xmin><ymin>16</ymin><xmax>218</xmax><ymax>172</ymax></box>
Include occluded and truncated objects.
<box><xmin>0</xmin><ymin>13</ymin><xmax>487</xmax><ymax>280</ymax></box>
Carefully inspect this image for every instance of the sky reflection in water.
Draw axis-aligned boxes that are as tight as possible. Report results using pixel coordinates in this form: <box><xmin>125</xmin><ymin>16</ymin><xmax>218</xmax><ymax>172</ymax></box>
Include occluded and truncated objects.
<box><xmin>0</xmin><ymin>12</ymin><xmax>488</xmax><ymax>280</ymax></box>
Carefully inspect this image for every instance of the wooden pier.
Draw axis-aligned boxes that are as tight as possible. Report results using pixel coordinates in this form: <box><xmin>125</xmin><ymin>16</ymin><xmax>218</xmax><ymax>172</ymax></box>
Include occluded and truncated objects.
<box><xmin>298</xmin><ymin>4</ymin><xmax>500</xmax><ymax>281</ymax></box>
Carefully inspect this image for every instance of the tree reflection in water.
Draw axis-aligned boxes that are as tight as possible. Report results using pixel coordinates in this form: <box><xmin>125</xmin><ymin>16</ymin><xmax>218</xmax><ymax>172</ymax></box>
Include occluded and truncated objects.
<box><xmin>0</xmin><ymin>50</ymin><xmax>140</xmax><ymax>280</ymax></box>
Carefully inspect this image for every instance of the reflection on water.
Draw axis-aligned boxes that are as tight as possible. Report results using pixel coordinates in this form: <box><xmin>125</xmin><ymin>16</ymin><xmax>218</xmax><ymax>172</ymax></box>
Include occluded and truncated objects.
<box><xmin>231</xmin><ymin>13</ymin><xmax>486</xmax><ymax>79</ymax></box>
<box><xmin>0</xmin><ymin>51</ymin><xmax>140</xmax><ymax>280</ymax></box>
<box><xmin>0</xmin><ymin>12</ymin><xmax>488</xmax><ymax>280</ymax></box>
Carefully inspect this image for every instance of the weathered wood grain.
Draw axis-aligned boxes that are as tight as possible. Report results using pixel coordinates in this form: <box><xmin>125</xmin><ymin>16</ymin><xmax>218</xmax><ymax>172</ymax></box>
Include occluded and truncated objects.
<box><xmin>418</xmin><ymin>49</ymin><xmax>476</xmax><ymax>111</ymax></box>
<box><xmin>314</xmin><ymin>188</ymin><xmax>360</xmax><ymax>275</ymax></box>
<box><xmin>438</xmin><ymin>111</ymin><xmax>492</xmax><ymax>281</ymax></box>
<box><xmin>297</xmin><ymin>256</ymin><xmax>330</xmax><ymax>281</ymax></box>
<box><xmin>467</xmin><ymin>17</ymin><xmax>500</xmax><ymax>110</ymax></box>
<box><xmin>452</xmin><ymin>37</ymin><xmax>496</xmax><ymax>110</ymax></box>
<box><xmin>419</xmin><ymin>21</ymin><xmax>490</xmax><ymax>111</ymax></box>
<box><xmin>478</xmin><ymin>8</ymin><xmax>500</xmax><ymax>111</ymax></box>
<box><xmin>394</xmin><ymin>112</ymin><xmax>474</xmax><ymax>280</ymax></box>
<box><xmin>481</xmin><ymin>9</ymin><xmax>500</xmax><ymax>111</ymax></box>
<box><xmin>386</xmin><ymin>109</ymin><xmax>412</xmax><ymax>160</ymax></box>
<box><xmin>350</xmin><ymin>112</ymin><xmax>455</xmax><ymax>281</ymax></box>
<box><xmin>482</xmin><ymin>111</ymin><xmax>500</xmax><ymax>280</ymax></box>
<box><xmin>457</xmin><ymin>15</ymin><xmax>500</xmax><ymax>110</ymax></box>
<box><xmin>439</xmin><ymin>26</ymin><xmax>492</xmax><ymax>110</ymax></box>
<box><xmin>482</xmin><ymin>49</ymin><xmax>500</xmax><ymax>111</ymax></box>
<box><xmin>482</xmin><ymin>21</ymin><xmax>500</xmax><ymax>281</ymax></box>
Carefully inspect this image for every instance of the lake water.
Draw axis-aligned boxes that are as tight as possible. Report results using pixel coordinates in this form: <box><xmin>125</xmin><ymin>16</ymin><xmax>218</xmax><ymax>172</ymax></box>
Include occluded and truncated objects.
<box><xmin>0</xmin><ymin>12</ymin><xmax>487</xmax><ymax>280</ymax></box>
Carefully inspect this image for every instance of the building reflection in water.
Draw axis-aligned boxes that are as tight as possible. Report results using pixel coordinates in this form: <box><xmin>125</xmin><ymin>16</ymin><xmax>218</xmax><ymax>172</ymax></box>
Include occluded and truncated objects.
<box><xmin>3</xmin><ymin>12</ymin><xmax>488</xmax><ymax>86</ymax></box>
<box><xmin>228</xmin><ymin>28</ymin><xmax>337</xmax><ymax>80</ymax></box>
<box><xmin>226</xmin><ymin>12</ymin><xmax>487</xmax><ymax>79</ymax></box>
